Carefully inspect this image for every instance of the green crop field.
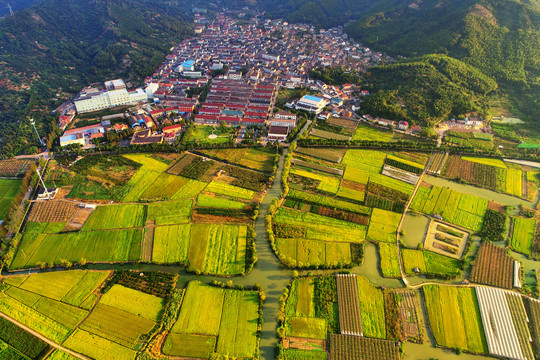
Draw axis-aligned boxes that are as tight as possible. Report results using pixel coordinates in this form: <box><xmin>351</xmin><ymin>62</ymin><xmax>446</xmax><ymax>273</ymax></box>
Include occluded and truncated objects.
<box><xmin>423</xmin><ymin>285</ymin><xmax>487</xmax><ymax>353</ymax></box>
<box><xmin>336</xmin><ymin>185</ymin><xmax>365</xmax><ymax>202</ymax></box>
<box><xmin>64</xmin><ymin>329</ymin><xmax>136</xmax><ymax>360</ymax></box>
<box><xmin>152</xmin><ymin>224</ymin><xmax>190</xmax><ymax>263</ymax></box>
<box><xmin>356</xmin><ymin>276</ymin><xmax>386</xmax><ymax>338</ymax></box>
<box><xmin>283</xmin><ymin>349</ymin><xmax>328</xmax><ymax>360</ymax></box>
<box><xmin>79</xmin><ymin>303</ymin><xmax>156</xmax><ymax>348</ymax></box>
<box><xmin>82</xmin><ymin>204</ymin><xmax>145</xmax><ymax>230</ymax></box>
<box><xmin>12</xmin><ymin>228</ymin><xmax>143</xmax><ymax>268</ymax></box>
<box><xmin>170</xmin><ymin>178</ymin><xmax>208</xmax><ymax>199</ymax></box>
<box><xmin>352</xmin><ymin>123</ymin><xmax>393</xmax><ymax>142</ymax></box>
<box><xmin>197</xmin><ymin>194</ymin><xmax>247</xmax><ymax>209</ymax></box>
<box><xmin>505</xmin><ymin>168</ymin><xmax>523</xmax><ymax>197</ymax></box>
<box><xmin>288</xmin><ymin>189</ymin><xmax>371</xmax><ymax>214</ymax></box>
<box><xmin>401</xmin><ymin>249</ymin><xmax>427</xmax><ymax>275</ymax></box>
<box><xmin>122</xmin><ymin>155</ymin><xmax>170</xmax><ymax>202</ymax></box>
<box><xmin>367</xmin><ymin>208</ymin><xmax>402</xmax><ymax>243</ymax></box>
<box><xmin>206</xmin><ymin>181</ymin><xmax>255</xmax><ymax>200</ymax></box>
<box><xmin>277</xmin><ymin>238</ymin><xmax>352</xmax><ymax>267</ymax></box>
<box><xmin>286</xmin><ymin>316</ymin><xmax>327</xmax><ymax>339</ymax></box>
<box><xmin>286</xmin><ymin>278</ymin><xmax>316</xmax><ymax>318</ymax></box>
<box><xmin>47</xmin><ymin>350</ymin><xmax>79</xmax><ymax>360</ymax></box>
<box><xmin>410</xmin><ymin>185</ymin><xmax>487</xmax><ymax>231</ymax></box>
<box><xmin>147</xmin><ymin>199</ymin><xmax>192</xmax><ymax>225</ymax></box>
<box><xmin>386</xmin><ymin>154</ymin><xmax>425</xmax><ymax>170</ymax></box>
<box><xmin>62</xmin><ymin>271</ymin><xmax>110</xmax><ymax>307</ymax></box>
<box><xmin>510</xmin><ymin>217</ymin><xmax>535</xmax><ymax>255</ymax></box>
<box><xmin>0</xmin><ymin>291</ymin><xmax>70</xmax><ymax>343</ymax></box>
<box><xmin>342</xmin><ymin>149</ymin><xmax>386</xmax><ymax>175</ymax></box>
<box><xmin>461</xmin><ymin>157</ymin><xmax>507</xmax><ymax>169</ymax></box>
<box><xmin>379</xmin><ymin>243</ymin><xmax>401</xmax><ymax>278</ymax></box>
<box><xmin>369</xmin><ymin>173</ymin><xmax>415</xmax><ymax>194</ymax></box>
<box><xmin>290</xmin><ymin>167</ymin><xmax>341</xmax><ymax>194</ymax></box>
<box><xmin>0</xmin><ymin>179</ymin><xmax>21</xmax><ymax>220</ymax></box>
<box><xmin>167</xmin><ymin>281</ymin><xmax>259</xmax><ymax>358</ymax></box>
<box><xmin>33</xmin><ymin>297</ymin><xmax>88</xmax><ymax>329</ymax></box>
<box><xmin>187</xmin><ymin>224</ymin><xmax>247</xmax><ymax>275</ymax></box>
<box><xmin>100</xmin><ymin>285</ymin><xmax>164</xmax><ymax>321</ymax></box>
<box><xmin>139</xmin><ymin>172</ymin><xmax>189</xmax><ymax>200</ymax></box>
<box><xmin>199</xmin><ymin>147</ymin><xmax>276</xmax><ymax>172</ymax></box>
<box><xmin>273</xmin><ymin>208</ymin><xmax>367</xmax><ymax>243</ymax></box>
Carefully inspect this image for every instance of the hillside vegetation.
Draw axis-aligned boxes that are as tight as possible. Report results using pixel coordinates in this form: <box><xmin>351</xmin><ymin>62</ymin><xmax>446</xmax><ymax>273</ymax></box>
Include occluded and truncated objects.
<box><xmin>362</xmin><ymin>55</ymin><xmax>498</xmax><ymax>124</ymax></box>
<box><xmin>0</xmin><ymin>0</ymin><xmax>192</xmax><ymax>157</ymax></box>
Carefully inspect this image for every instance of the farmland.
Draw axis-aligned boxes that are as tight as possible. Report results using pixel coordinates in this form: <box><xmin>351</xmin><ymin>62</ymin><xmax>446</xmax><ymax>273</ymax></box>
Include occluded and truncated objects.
<box><xmin>165</xmin><ymin>281</ymin><xmax>260</xmax><ymax>358</ymax></box>
<box><xmin>0</xmin><ymin>179</ymin><xmax>22</xmax><ymax>220</ymax></box>
<box><xmin>185</xmin><ymin>125</ymin><xmax>233</xmax><ymax>144</ymax></box>
<box><xmin>198</xmin><ymin>147</ymin><xmax>276</xmax><ymax>172</ymax></box>
<box><xmin>424</xmin><ymin>285</ymin><xmax>487</xmax><ymax>353</ymax></box>
<box><xmin>470</xmin><ymin>242</ymin><xmax>514</xmax><ymax>288</ymax></box>
<box><xmin>0</xmin><ymin>159</ymin><xmax>31</xmax><ymax>177</ymax></box>
<box><xmin>378</xmin><ymin>243</ymin><xmax>401</xmax><ymax>278</ymax></box>
<box><xmin>352</xmin><ymin>123</ymin><xmax>393</xmax><ymax>142</ymax></box>
<box><xmin>329</xmin><ymin>334</ymin><xmax>399</xmax><ymax>360</ymax></box>
<box><xmin>510</xmin><ymin>217</ymin><xmax>535</xmax><ymax>255</ymax></box>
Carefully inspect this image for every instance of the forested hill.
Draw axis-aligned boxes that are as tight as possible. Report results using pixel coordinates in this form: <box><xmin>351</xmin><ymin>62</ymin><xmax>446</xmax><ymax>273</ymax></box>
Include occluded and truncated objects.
<box><xmin>0</xmin><ymin>0</ymin><xmax>45</xmax><ymax>17</ymax></box>
<box><xmin>0</xmin><ymin>0</ymin><xmax>193</xmax><ymax>157</ymax></box>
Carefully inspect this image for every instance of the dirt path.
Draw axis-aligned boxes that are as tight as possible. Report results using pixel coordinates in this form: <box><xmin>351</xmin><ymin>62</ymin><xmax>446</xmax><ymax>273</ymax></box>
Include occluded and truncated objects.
<box><xmin>0</xmin><ymin>312</ymin><xmax>91</xmax><ymax>360</ymax></box>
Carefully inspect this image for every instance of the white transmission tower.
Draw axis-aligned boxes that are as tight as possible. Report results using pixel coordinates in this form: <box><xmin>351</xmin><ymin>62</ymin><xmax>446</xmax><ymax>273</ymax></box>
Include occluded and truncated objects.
<box><xmin>7</xmin><ymin>4</ymin><xmax>14</xmax><ymax>16</ymax></box>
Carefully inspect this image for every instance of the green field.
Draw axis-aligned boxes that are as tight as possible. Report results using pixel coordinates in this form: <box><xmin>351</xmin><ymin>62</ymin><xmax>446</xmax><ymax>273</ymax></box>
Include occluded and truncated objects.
<box><xmin>273</xmin><ymin>208</ymin><xmax>367</xmax><ymax>243</ymax></box>
<box><xmin>276</xmin><ymin>238</ymin><xmax>352</xmax><ymax>267</ymax></box>
<box><xmin>505</xmin><ymin>168</ymin><xmax>523</xmax><ymax>197</ymax></box>
<box><xmin>290</xmin><ymin>167</ymin><xmax>341</xmax><ymax>194</ymax></box>
<box><xmin>188</xmin><ymin>224</ymin><xmax>248</xmax><ymax>275</ymax></box>
<box><xmin>205</xmin><ymin>181</ymin><xmax>255</xmax><ymax>200</ymax></box>
<box><xmin>288</xmin><ymin>188</ymin><xmax>371</xmax><ymax>214</ymax></box>
<box><xmin>342</xmin><ymin>149</ymin><xmax>386</xmax><ymax>177</ymax></box>
<box><xmin>461</xmin><ymin>156</ymin><xmax>507</xmax><ymax>169</ymax></box>
<box><xmin>121</xmin><ymin>154</ymin><xmax>170</xmax><ymax>202</ymax></box>
<box><xmin>356</xmin><ymin>276</ymin><xmax>386</xmax><ymax>338</ymax></box>
<box><xmin>402</xmin><ymin>249</ymin><xmax>427</xmax><ymax>274</ymax></box>
<box><xmin>186</xmin><ymin>125</ymin><xmax>233</xmax><ymax>144</ymax></box>
<box><xmin>170</xmin><ymin>178</ymin><xmax>208</xmax><ymax>199</ymax></box>
<box><xmin>352</xmin><ymin>123</ymin><xmax>393</xmax><ymax>142</ymax></box>
<box><xmin>510</xmin><ymin>217</ymin><xmax>535</xmax><ymax>255</ymax></box>
<box><xmin>146</xmin><ymin>199</ymin><xmax>192</xmax><ymax>225</ymax></box>
<box><xmin>410</xmin><ymin>185</ymin><xmax>487</xmax><ymax>231</ymax></box>
<box><xmin>199</xmin><ymin>147</ymin><xmax>276</xmax><ymax>172</ymax></box>
<box><xmin>82</xmin><ymin>204</ymin><xmax>145</xmax><ymax>230</ymax></box>
<box><xmin>0</xmin><ymin>178</ymin><xmax>21</xmax><ymax>220</ymax></box>
<box><xmin>379</xmin><ymin>243</ymin><xmax>401</xmax><ymax>278</ymax></box>
<box><xmin>152</xmin><ymin>224</ymin><xmax>190</xmax><ymax>263</ymax></box>
<box><xmin>197</xmin><ymin>194</ymin><xmax>247</xmax><ymax>209</ymax></box>
<box><xmin>401</xmin><ymin>249</ymin><xmax>461</xmax><ymax>277</ymax></box>
<box><xmin>336</xmin><ymin>185</ymin><xmax>365</xmax><ymax>202</ymax></box>
<box><xmin>283</xmin><ymin>349</ymin><xmax>328</xmax><ymax>360</ymax></box>
<box><xmin>100</xmin><ymin>285</ymin><xmax>164</xmax><ymax>321</ymax></box>
<box><xmin>139</xmin><ymin>172</ymin><xmax>189</xmax><ymax>200</ymax></box>
<box><xmin>166</xmin><ymin>281</ymin><xmax>259</xmax><ymax>358</ymax></box>
<box><xmin>64</xmin><ymin>329</ymin><xmax>136</xmax><ymax>360</ymax></box>
<box><xmin>284</xmin><ymin>278</ymin><xmax>327</xmax><ymax>339</ymax></box>
<box><xmin>423</xmin><ymin>285</ymin><xmax>487</xmax><ymax>353</ymax></box>
<box><xmin>367</xmin><ymin>208</ymin><xmax>402</xmax><ymax>242</ymax></box>
<box><xmin>11</xmin><ymin>227</ymin><xmax>142</xmax><ymax>268</ymax></box>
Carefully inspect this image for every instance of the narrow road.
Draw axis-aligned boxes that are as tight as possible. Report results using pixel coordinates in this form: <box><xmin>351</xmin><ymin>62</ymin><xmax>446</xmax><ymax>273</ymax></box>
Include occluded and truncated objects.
<box><xmin>0</xmin><ymin>312</ymin><xmax>91</xmax><ymax>360</ymax></box>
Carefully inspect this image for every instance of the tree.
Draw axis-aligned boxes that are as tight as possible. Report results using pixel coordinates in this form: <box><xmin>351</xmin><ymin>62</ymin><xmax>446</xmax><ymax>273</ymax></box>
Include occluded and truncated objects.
<box><xmin>219</xmin><ymin>121</ymin><xmax>228</xmax><ymax>132</ymax></box>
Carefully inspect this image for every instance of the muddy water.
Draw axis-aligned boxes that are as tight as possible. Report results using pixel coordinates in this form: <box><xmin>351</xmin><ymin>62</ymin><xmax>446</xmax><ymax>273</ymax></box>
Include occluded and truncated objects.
<box><xmin>400</xmin><ymin>213</ymin><xmax>430</xmax><ymax>248</ymax></box>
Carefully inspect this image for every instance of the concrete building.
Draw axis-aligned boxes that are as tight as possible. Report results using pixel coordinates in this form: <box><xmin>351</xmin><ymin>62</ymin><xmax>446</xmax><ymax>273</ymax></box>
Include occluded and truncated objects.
<box><xmin>295</xmin><ymin>95</ymin><xmax>327</xmax><ymax>114</ymax></box>
<box><xmin>275</xmin><ymin>111</ymin><xmax>297</xmax><ymax>121</ymax></box>
<box><xmin>59</xmin><ymin>133</ymin><xmax>85</xmax><ymax>147</ymax></box>
<box><xmin>268</xmin><ymin>126</ymin><xmax>288</xmax><ymax>142</ymax></box>
<box><xmin>74</xmin><ymin>79</ymin><xmax>147</xmax><ymax>113</ymax></box>
<box><xmin>60</xmin><ymin>123</ymin><xmax>105</xmax><ymax>147</ymax></box>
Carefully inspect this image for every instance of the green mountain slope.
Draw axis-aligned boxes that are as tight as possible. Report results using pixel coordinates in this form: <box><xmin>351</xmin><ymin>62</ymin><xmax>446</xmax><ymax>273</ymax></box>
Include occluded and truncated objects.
<box><xmin>362</xmin><ymin>55</ymin><xmax>498</xmax><ymax>124</ymax></box>
<box><xmin>0</xmin><ymin>0</ymin><xmax>192</xmax><ymax>157</ymax></box>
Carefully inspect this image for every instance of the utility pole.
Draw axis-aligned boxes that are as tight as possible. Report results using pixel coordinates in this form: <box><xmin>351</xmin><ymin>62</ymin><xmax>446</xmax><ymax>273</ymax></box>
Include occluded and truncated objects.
<box><xmin>29</xmin><ymin>118</ymin><xmax>45</xmax><ymax>147</ymax></box>
<box><xmin>36</xmin><ymin>168</ymin><xmax>50</xmax><ymax>199</ymax></box>
<box><xmin>7</xmin><ymin>4</ymin><xmax>14</xmax><ymax>16</ymax></box>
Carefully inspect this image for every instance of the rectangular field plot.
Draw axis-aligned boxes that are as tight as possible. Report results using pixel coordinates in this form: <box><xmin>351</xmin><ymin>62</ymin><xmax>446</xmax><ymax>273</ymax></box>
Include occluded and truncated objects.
<box><xmin>356</xmin><ymin>276</ymin><xmax>386</xmax><ymax>339</ymax></box>
<box><xmin>197</xmin><ymin>194</ymin><xmax>247</xmax><ymax>209</ymax></box>
<box><xmin>476</xmin><ymin>287</ymin><xmax>533</xmax><ymax>360</ymax></box>
<box><xmin>64</xmin><ymin>329</ymin><xmax>136</xmax><ymax>360</ymax></box>
<box><xmin>423</xmin><ymin>221</ymin><xmax>469</xmax><ymax>259</ymax></box>
<box><xmin>198</xmin><ymin>147</ymin><xmax>276</xmax><ymax>172</ymax></box>
<box><xmin>286</xmin><ymin>317</ymin><xmax>327</xmax><ymax>339</ymax></box>
<box><xmin>187</xmin><ymin>224</ymin><xmax>247</xmax><ymax>275</ymax></box>
<box><xmin>99</xmin><ymin>285</ymin><xmax>164</xmax><ymax>321</ymax></box>
<box><xmin>205</xmin><ymin>181</ymin><xmax>254</xmax><ymax>200</ymax></box>
<box><xmin>82</xmin><ymin>204</ymin><xmax>145</xmax><ymax>230</ymax></box>
<box><xmin>288</xmin><ymin>189</ymin><xmax>370</xmax><ymax>214</ymax></box>
<box><xmin>378</xmin><ymin>243</ymin><xmax>401</xmax><ymax>278</ymax></box>
<box><xmin>151</xmin><ymin>224</ymin><xmax>190</xmax><ymax>264</ymax></box>
<box><xmin>0</xmin><ymin>316</ymin><xmax>50</xmax><ymax>359</ymax></box>
<box><xmin>511</xmin><ymin>217</ymin><xmax>535</xmax><ymax>255</ymax></box>
<box><xmin>79</xmin><ymin>303</ymin><xmax>156</xmax><ymax>348</ymax></box>
<box><xmin>146</xmin><ymin>199</ymin><xmax>192</xmax><ymax>225</ymax></box>
<box><xmin>342</xmin><ymin>149</ymin><xmax>386</xmax><ymax>176</ymax></box>
<box><xmin>329</xmin><ymin>334</ymin><xmax>399</xmax><ymax>360</ymax></box>
<box><xmin>336</xmin><ymin>274</ymin><xmax>363</xmax><ymax>336</ymax></box>
<box><xmin>138</xmin><ymin>172</ymin><xmax>189</xmax><ymax>200</ymax></box>
<box><xmin>121</xmin><ymin>154</ymin><xmax>170</xmax><ymax>202</ymax></box>
<box><xmin>367</xmin><ymin>208</ymin><xmax>401</xmax><ymax>243</ymax></box>
<box><xmin>0</xmin><ymin>179</ymin><xmax>22</xmax><ymax>220</ymax></box>
<box><xmin>12</xmin><ymin>229</ymin><xmax>143</xmax><ymax>268</ymax></box>
<box><xmin>352</xmin><ymin>123</ymin><xmax>393</xmax><ymax>142</ymax></box>
<box><xmin>470</xmin><ymin>242</ymin><xmax>514</xmax><ymax>289</ymax></box>
<box><xmin>295</xmin><ymin>147</ymin><xmax>346</xmax><ymax>163</ymax></box>
<box><xmin>423</xmin><ymin>285</ymin><xmax>487</xmax><ymax>353</ymax></box>
<box><xmin>290</xmin><ymin>168</ymin><xmax>340</xmax><ymax>194</ymax></box>
<box><xmin>166</xmin><ymin>281</ymin><xmax>259</xmax><ymax>358</ymax></box>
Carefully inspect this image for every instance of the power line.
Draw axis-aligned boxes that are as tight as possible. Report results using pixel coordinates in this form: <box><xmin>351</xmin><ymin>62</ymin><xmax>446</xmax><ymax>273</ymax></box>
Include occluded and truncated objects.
<box><xmin>7</xmin><ymin>4</ymin><xmax>14</xmax><ymax>16</ymax></box>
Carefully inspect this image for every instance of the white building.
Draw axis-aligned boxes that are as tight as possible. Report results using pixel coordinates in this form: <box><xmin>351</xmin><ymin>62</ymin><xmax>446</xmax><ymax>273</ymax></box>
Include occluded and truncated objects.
<box><xmin>74</xmin><ymin>79</ymin><xmax>147</xmax><ymax>113</ymax></box>
<box><xmin>295</xmin><ymin>95</ymin><xmax>327</xmax><ymax>114</ymax></box>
